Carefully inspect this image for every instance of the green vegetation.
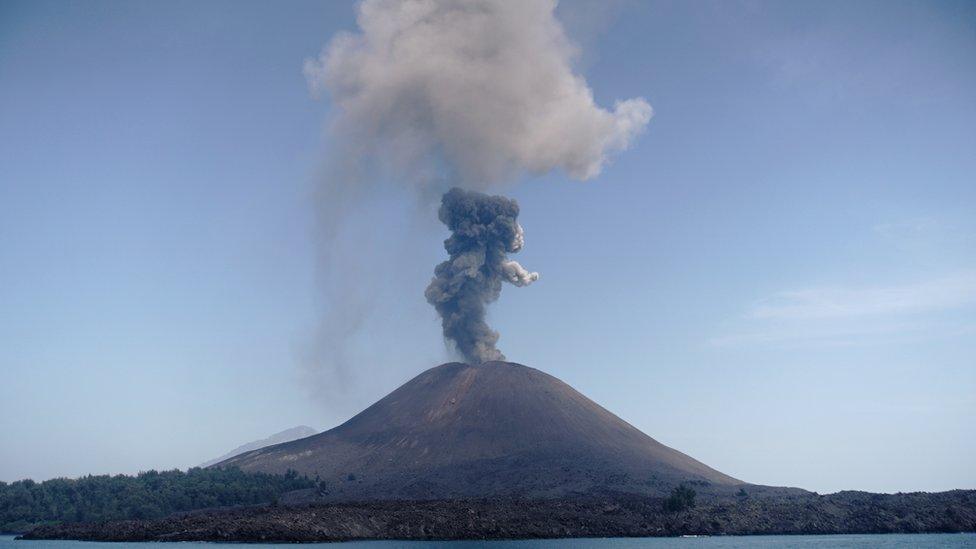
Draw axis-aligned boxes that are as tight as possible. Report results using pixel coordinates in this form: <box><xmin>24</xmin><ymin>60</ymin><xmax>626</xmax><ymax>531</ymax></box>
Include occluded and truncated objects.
<box><xmin>0</xmin><ymin>467</ymin><xmax>314</xmax><ymax>533</ymax></box>
<box><xmin>663</xmin><ymin>484</ymin><xmax>697</xmax><ymax>513</ymax></box>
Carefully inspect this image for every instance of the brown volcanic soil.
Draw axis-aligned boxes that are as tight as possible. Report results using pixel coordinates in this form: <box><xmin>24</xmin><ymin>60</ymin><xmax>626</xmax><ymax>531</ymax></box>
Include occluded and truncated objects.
<box><xmin>219</xmin><ymin>361</ymin><xmax>741</xmax><ymax>500</ymax></box>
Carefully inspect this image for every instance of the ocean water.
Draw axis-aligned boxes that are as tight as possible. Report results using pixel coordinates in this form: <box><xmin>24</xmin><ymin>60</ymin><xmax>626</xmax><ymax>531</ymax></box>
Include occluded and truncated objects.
<box><xmin>3</xmin><ymin>534</ymin><xmax>976</xmax><ymax>548</ymax></box>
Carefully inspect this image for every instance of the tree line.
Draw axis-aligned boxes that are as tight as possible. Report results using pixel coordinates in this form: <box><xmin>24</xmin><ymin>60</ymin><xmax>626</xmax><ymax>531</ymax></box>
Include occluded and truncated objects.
<box><xmin>0</xmin><ymin>467</ymin><xmax>314</xmax><ymax>533</ymax></box>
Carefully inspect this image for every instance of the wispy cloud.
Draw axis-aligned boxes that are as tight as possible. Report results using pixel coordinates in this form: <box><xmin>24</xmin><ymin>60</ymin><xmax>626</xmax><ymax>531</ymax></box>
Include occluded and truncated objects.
<box><xmin>872</xmin><ymin>218</ymin><xmax>940</xmax><ymax>241</ymax></box>
<box><xmin>714</xmin><ymin>271</ymin><xmax>976</xmax><ymax>347</ymax></box>
<box><xmin>749</xmin><ymin>271</ymin><xmax>976</xmax><ymax>320</ymax></box>
<box><xmin>711</xmin><ymin>319</ymin><xmax>976</xmax><ymax>348</ymax></box>
<box><xmin>872</xmin><ymin>217</ymin><xmax>976</xmax><ymax>251</ymax></box>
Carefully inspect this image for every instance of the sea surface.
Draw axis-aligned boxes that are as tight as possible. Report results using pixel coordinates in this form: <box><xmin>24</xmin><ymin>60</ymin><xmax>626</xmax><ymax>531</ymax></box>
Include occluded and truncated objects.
<box><xmin>3</xmin><ymin>534</ymin><xmax>976</xmax><ymax>548</ymax></box>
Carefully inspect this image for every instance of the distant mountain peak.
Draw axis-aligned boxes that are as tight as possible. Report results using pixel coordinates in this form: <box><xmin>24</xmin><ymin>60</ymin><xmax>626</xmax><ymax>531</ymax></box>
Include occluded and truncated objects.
<box><xmin>200</xmin><ymin>425</ymin><xmax>317</xmax><ymax>468</ymax></box>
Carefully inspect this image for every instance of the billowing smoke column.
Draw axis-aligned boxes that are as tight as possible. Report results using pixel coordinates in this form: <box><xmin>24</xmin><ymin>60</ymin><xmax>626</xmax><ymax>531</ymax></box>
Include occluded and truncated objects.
<box><xmin>303</xmin><ymin>0</ymin><xmax>653</xmax><ymax>374</ymax></box>
<box><xmin>425</xmin><ymin>188</ymin><xmax>538</xmax><ymax>363</ymax></box>
<box><xmin>305</xmin><ymin>0</ymin><xmax>653</xmax><ymax>190</ymax></box>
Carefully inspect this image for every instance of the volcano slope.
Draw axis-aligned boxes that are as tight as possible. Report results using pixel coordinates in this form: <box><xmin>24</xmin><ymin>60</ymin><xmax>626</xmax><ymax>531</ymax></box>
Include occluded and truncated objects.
<box><xmin>219</xmin><ymin>361</ymin><xmax>744</xmax><ymax>501</ymax></box>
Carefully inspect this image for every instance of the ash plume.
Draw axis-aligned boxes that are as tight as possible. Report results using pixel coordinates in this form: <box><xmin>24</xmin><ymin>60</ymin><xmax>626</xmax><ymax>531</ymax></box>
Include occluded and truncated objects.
<box><xmin>304</xmin><ymin>0</ymin><xmax>653</xmax><ymax>190</ymax></box>
<box><xmin>302</xmin><ymin>0</ymin><xmax>652</xmax><ymax>382</ymax></box>
<box><xmin>425</xmin><ymin>188</ymin><xmax>538</xmax><ymax>363</ymax></box>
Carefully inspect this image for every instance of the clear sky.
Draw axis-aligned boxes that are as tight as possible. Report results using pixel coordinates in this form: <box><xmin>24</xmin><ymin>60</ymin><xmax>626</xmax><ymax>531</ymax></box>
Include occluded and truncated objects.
<box><xmin>1</xmin><ymin>0</ymin><xmax>974</xmax><ymax>494</ymax></box>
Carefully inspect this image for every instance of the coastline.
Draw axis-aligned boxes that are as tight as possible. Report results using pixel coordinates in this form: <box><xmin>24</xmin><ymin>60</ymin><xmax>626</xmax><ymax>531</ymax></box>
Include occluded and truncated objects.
<box><xmin>19</xmin><ymin>491</ymin><xmax>976</xmax><ymax>543</ymax></box>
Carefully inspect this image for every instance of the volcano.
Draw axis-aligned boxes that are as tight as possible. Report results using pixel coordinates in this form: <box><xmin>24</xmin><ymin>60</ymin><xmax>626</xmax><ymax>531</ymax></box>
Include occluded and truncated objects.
<box><xmin>218</xmin><ymin>362</ymin><xmax>742</xmax><ymax>500</ymax></box>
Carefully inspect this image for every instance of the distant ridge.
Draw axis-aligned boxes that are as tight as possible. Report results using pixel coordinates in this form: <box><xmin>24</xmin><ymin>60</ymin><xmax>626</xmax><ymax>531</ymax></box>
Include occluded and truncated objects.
<box><xmin>218</xmin><ymin>362</ymin><xmax>742</xmax><ymax>500</ymax></box>
<box><xmin>200</xmin><ymin>426</ymin><xmax>317</xmax><ymax>468</ymax></box>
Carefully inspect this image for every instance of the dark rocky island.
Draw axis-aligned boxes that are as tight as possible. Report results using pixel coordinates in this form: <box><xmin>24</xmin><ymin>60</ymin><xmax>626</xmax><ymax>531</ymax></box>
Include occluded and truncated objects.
<box><xmin>18</xmin><ymin>362</ymin><xmax>976</xmax><ymax>541</ymax></box>
<box><xmin>20</xmin><ymin>491</ymin><xmax>976</xmax><ymax>542</ymax></box>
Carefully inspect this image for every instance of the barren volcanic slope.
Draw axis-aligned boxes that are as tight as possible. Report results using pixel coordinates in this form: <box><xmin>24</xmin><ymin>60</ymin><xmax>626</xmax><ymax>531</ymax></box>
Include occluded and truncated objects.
<box><xmin>218</xmin><ymin>362</ymin><xmax>742</xmax><ymax>500</ymax></box>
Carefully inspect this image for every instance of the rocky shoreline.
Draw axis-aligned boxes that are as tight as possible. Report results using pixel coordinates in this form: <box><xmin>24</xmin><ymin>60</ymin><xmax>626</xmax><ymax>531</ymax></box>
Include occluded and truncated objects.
<box><xmin>20</xmin><ymin>490</ymin><xmax>976</xmax><ymax>542</ymax></box>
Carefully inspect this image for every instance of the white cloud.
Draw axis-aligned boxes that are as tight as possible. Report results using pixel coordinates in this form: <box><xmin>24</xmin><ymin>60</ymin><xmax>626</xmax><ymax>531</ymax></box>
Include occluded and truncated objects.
<box><xmin>710</xmin><ymin>319</ymin><xmax>976</xmax><ymax>348</ymax></box>
<box><xmin>872</xmin><ymin>218</ymin><xmax>940</xmax><ymax>241</ymax></box>
<box><xmin>749</xmin><ymin>271</ymin><xmax>976</xmax><ymax>320</ymax></box>
<box><xmin>713</xmin><ymin>270</ymin><xmax>976</xmax><ymax>348</ymax></box>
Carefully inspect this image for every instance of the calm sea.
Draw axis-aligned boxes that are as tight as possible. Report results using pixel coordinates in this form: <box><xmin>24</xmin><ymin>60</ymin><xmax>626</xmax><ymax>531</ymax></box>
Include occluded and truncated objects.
<box><xmin>3</xmin><ymin>534</ymin><xmax>976</xmax><ymax>548</ymax></box>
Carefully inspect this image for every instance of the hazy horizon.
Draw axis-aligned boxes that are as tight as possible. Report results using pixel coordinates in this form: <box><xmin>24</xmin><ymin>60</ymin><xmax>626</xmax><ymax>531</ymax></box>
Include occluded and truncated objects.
<box><xmin>1</xmin><ymin>0</ymin><xmax>974</xmax><ymax>494</ymax></box>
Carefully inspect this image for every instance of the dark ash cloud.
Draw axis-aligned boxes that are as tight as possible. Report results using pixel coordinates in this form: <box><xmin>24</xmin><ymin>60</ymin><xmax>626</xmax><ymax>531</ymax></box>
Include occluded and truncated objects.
<box><xmin>425</xmin><ymin>188</ymin><xmax>538</xmax><ymax>363</ymax></box>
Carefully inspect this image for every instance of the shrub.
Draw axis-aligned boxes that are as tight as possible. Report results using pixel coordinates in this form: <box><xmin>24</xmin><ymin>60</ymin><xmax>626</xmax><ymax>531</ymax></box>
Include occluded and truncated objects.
<box><xmin>0</xmin><ymin>467</ymin><xmax>314</xmax><ymax>533</ymax></box>
<box><xmin>664</xmin><ymin>484</ymin><xmax>697</xmax><ymax>513</ymax></box>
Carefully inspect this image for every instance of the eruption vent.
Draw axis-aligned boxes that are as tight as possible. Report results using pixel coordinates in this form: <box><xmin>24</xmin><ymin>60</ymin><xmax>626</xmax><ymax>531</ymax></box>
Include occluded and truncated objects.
<box><xmin>425</xmin><ymin>188</ymin><xmax>538</xmax><ymax>363</ymax></box>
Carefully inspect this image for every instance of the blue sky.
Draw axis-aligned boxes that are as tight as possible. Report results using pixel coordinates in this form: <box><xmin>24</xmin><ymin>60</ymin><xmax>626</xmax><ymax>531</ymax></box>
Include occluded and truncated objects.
<box><xmin>1</xmin><ymin>0</ymin><xmax>974</xmax><ymax>493</ymax></box>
